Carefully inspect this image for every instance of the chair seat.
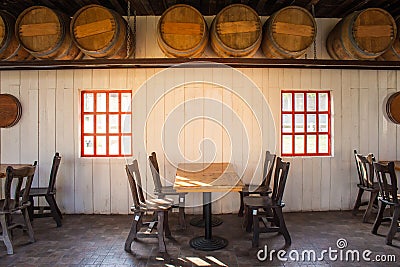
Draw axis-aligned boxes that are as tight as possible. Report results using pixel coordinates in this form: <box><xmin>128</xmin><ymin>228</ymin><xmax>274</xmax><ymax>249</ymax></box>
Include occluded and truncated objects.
<box><xmin>155</xmin><ymin>186</ymin><xmax>187</xmax><ymax>196</ymax></box>
<box><xmin>242</xmin><ymin>184</ymin><xmax>271</xmax><ymax>194</ymax></box>
<box><xmin>130</xmin><ymin>198</ymin><xmax>173</xmax><ymax>212</ymax></box>
<box><xmin>29</xmin><ymin>187</ymin><xmax>53</xmax><ymax>196</ymax></box>
<box><xmin>243</xmin><ymin>195</ymin><xmax>285</xmax><ymax>208</ymax></box>
<box><xmin>357</xmin><ymin>182</ymin><xmax>379</xmax><ymax>191</ymax></box>
<box><xmin>379</xmin><ymin>194</ymin><xmax>400</xmax><ymax>207</ymax></box>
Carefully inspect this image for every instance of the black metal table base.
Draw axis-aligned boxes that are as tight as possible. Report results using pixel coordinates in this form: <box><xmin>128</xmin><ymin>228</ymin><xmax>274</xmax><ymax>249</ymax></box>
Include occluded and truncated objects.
<box><xmin>190</xmin><ymin>216</ymin><xmax>223</xmax><ymax>227</ymax></box>
<box><xmin>189</xmin><ymin>236</ymin><xmax>228</xmax><ymax>251</ymax></box>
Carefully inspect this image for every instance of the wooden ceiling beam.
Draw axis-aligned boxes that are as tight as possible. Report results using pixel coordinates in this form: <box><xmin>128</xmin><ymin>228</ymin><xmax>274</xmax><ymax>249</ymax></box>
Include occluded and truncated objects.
<box><xmin>109</xmin><ymin>0</ymin><xmax>126</xmax><ymax>14</ymax></box>
<box><xmin>256</xmin><ymin>0</ymin><xmax>269</xmax><ymax>14</ymax></box>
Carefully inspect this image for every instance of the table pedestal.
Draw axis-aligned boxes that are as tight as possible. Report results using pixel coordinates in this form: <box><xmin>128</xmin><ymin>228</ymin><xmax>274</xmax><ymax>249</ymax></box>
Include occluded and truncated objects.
<box><xmin>189</xmin><ymin>192</ymin><xmax>228</xmax><ymax>251</ymax></box>
<box><xmin>189</xmin><ymin>202</ymin><xmax>223</xmax><ymax>227</ymax></box>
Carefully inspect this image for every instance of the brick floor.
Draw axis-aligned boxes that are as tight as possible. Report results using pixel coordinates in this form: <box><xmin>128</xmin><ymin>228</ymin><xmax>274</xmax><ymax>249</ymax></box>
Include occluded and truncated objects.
<box><xmin>0</xmin><ymin>211</ymin><xmax>398</xmax><ymax>266</ymax></box>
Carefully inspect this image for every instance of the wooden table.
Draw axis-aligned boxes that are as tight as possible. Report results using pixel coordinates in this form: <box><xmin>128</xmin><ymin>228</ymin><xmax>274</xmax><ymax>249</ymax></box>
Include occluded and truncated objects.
<box><xmin>0</xmin><ymin>164</ymin><xmax>32</xmax><ymax>178</ymax></box>
<box><xmin>174</xmin><ymin>162</ymin><xmax>243</xmax><ymax>251</ymax></box>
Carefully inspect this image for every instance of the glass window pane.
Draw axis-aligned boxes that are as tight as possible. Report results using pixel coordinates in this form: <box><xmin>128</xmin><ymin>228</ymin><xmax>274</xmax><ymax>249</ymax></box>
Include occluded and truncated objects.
<box><xmin>83</xmin><ymin>136</ymin><xmax>94</xmax><ymax>155</ymax></box>
<box><xmin>307</xmin><ymin>93</ymin><xmax>316</xmax><ymax>111</ymax></box>
<box><xmin>109</xmin><ymin>136</ymin><xmax>119</xmax><ymax>155</ymax></box>
<box><xmin>319</xmin><ymin>93</ymin><xmax>328</xmax><ymax>111</ymax></box>
<box><xmin>122</xmin><ymin>93</ymin><xmax>131</xmax><ymax>112</ymax></box>
<box><xmin>282</xmin><ymin>135</ymin><xmax>292</xmax><ymax>154</ymax></box>
<box><xmin>307</xmin><ymin>135</ymin><xmax>317</xmax><ymax>154</ymax></box>
<box><xmin>319</xmin><ymin>135</ymin><xmax>329</xmax><ymax>153</ymax></box>
<box><xmin>96</xmin><ymin>115</ymin><xmax>106</xmax><ymax>133</ymax></box>
<box><xmin>282</xmin><ymin>93</ymin><xmax>292</xmax><ymax>111</ymax></box>
<box><xmin>109</xmin><ymin>93</ymin><xmax>119</xmax><ymax>112</ymax></box>
<box><xmin>97</xmin><ymin>93</ymin><xmax>106</xmax><ymax>112</ymax></box>
<box><xmin>307</xmin><ymin>114</ymin><xmax>316</xmax><ymax>132</ymax></box>
<box><xmin>295</xmin><ymin>114</ymin><xmax>304</xmax><ymax>132</ymax></box>
<box><xmin>122</xmin><ymin>136</ymin><xmax>132</xmax><ymax>155</ymax></box>
<box><xmin>83</xmin><ymin>93</ymin><xmax>94</xmax><ymax>112</ymax></box>
<box><xmin>96</xmin><ymin>136</ymin><xmax>107</xmax><ymax>155</ymax></box>
<box><xmin>109</xmin><ymin>115</ymin><xmax>119</xmax><ymax>133</ymax></box>
<box><xmin>294</xmin><ymin>93</ymin><xmax>304</xmax><ymax>111</ymax></box>
<box><xmin>319</xmin><ymin>114</ymin><xmax>328</xmax><ymax>132</ymax></box>
<box><xmin>121</xmin><ymin>114</ymin><xmax>131</xmax><ymax>133</ymax></box>
<box><xmin>83</xmin><ymin>115</ymin><xmax>94</xmax><ymax>133</ymax></box>
<box><xmin>282</xmin><ymin>114</ymin><xmax>292</xmax><ymax>133</ymax></box>
<box><xmin>294</xmin><ymin>135</ymin><xmax>305</xmax><ymax>154</ymax></box>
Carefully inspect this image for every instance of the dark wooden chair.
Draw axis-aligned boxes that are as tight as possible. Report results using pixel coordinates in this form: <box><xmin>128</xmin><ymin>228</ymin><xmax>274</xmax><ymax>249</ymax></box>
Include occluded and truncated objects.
<box><xmin>0</xmin><ymin>163</ymin><xmax>37</xmax><ymax>254</ymax></box>
<box><xmin>124</xmin><ymin>159</ymin><xmax>172</xmax><ymax>253</ymax></box>
<box><xmin>238</xmin><ymin>151</ymin><xmax>276</xmax><ymax>217</ymax></box>
<box><xmin>243</xmin><ymin>157</ymin><xmax>291</xmax><ymax>248</ymax></box>
<box><xmin>352</xmin><ymin>150</ymin><xmax>379</xmax><ymax>222</ymax></box>
<box><xmin>372</xmin><ymin>161</ymin><xmax>400</xmax><ymax>246</ymax></box>
<box><xmin>28</xmin><ymin>152</ymin><xmax>62</xmax><ymax>227</ymax></box>
<box><xmin>149</xmin><ymin>151</ymin><xmax>187</xmax><ymax>229</ymax></box>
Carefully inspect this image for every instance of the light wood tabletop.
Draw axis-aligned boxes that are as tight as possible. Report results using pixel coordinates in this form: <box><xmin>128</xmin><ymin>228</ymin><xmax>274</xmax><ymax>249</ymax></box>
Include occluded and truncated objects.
<box><xmin>174</xmin><ymin>162</ymin><xmax>243</xmax><ymax>193</ymax></box>
<box><xmin>0</xmin><ymin>164</ymin><xmax>32</xmax><ymax>178</ymax></box>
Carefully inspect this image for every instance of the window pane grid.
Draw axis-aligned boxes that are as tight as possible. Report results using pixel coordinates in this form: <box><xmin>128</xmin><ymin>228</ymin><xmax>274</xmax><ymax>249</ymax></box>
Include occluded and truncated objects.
<box><xmin>81</xmin><ymin>90</ymin><xmax>132</xmax><ymax>157</ymax></box>
<box><xmin>281</xmin><ymin>90</ymin><xmax>331</xmax><ymax>157</ymax></box>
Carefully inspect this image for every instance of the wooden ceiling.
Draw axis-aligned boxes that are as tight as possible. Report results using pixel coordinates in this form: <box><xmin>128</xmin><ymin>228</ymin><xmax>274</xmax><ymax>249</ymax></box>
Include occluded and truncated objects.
<box><xmin>1</xmin><ymin>0</ymin><xmax>400</xmax><ymax>18</ymax></box>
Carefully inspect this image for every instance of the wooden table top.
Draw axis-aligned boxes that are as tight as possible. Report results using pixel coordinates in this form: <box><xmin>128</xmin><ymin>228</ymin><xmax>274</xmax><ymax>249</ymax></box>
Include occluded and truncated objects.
<box><xmin>378</xmin><ymin>161</ymin><xmax>400</xmax><ymax>171</ymax></box>
<box><xmin>174</xmin><ymin>162</ymin><xmax>243</xmax><ymax>193</ymax></box>
<box><xmin>0</xmin><ymin>164</ymin><xmax>32</xmax><ymax>178</ymax></box>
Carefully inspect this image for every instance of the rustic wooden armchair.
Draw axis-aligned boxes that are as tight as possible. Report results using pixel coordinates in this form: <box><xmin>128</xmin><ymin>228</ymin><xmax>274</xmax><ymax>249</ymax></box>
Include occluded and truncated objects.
<box><xmin>149</xmin><ymin>151</ymin><xmax>187</xmax><ymax>229</ymax></box>
<box><xmin>238</xmin><ymin>151</ymin><xmax>276</xmax><ymax>217</ymax></box>
<box><xmin>28</xmin><ymin>152</ymin><xmax>62</xmax><ymax>227</ymax></box>
<box><xmin>124</xmin><ymin>159</ymin><xmax>172</xmax><ymax>253</ymax></box>
<box><xmin>372</xmin><ymin>161</ymin><xmax>400</xmax><ymax>246</ymax></box>
<box><xmin>0</xmin><ymin>163</ymin><xmax>37</xmax><ymax>254</ymax></box>
<box><xmin>244</xmin><ymin>157</ymin><xmax>291</xmax><ymax>248</ymax></box>
<box><xmin>352</xmin><ymin>150</ymin><xmax>379</xmax><ymax>222</ymax></box>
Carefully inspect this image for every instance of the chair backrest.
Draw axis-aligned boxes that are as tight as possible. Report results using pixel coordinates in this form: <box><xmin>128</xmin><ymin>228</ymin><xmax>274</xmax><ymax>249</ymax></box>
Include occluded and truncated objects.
<box><xmin>48</xmin><ymin>152</ymin><xmax>61</xmax><ymax>194</ymax></box>
<box><xmin>126</xmin><ymin>159</ymin><xmax>145</xmax><ymax>209</ymax></box>
<box><xmin>262</xmin><ymin>151</ymin><xmax>276</xmax><ymax>188</ymax></box>
<box><xmin>271</xmin><ymin>157</ymin><xmax>290</xmax><ymax>205</ymax></box>
<box><xmin>149</xmin><ymin>152</ymin><xmax>163</xmax><ymax>192</ymax></box>
<box><xmin>3</xmin><ymin>162</ymin><xmax>37</xmax><ymax>211</ymax></box>
<box><xmin>373</xmin><ymin>161</ymin><xmax>399</xmax><ymax>205</ymax></box>
<box><xmin>354</xmin><ymin>150</ymin><xmax>375</xmax><ymax>188</ymax></box>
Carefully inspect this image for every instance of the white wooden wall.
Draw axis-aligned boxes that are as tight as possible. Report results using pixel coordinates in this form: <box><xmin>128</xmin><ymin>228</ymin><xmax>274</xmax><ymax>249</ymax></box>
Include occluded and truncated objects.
<box><xmin>0</xmin><ymin>17</ymin><xmax>399</xmax><ymax>214</ymax></box>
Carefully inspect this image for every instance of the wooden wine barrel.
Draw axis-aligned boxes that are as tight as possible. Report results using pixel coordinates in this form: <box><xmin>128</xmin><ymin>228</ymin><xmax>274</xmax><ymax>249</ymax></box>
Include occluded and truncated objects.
<box><xmin>157</xmin><ymin>4</ymin><xmax>208</xmax><ymax>58</ymax></box>
<box><xmin>0</xmin><ymin>94</ymin><xmax>22</xmax><ymax>128</ymax></box>
<box><xmin>0</xmin><ymin>10</ymin><xmax>32</xmax><ymax>61</ymax></box>
<box><xmin>386</xmin><ymin>92</ymin><xmax>400</xmax><ymax>124</ymax></box>
<box><xmin>210</xmin><ymin>4</ymin><xmax>262</xmax><ymax>57</ymax></box>
<box><xmin>16</xmin><ymin>6</ymin><xmax>82</xmax><ymax>60</ymax></box>
<box><xmin>379</xmin><ymin>16</ymin><xmax>400</xmax><ymax>61</ymax></box>
<box><xmin>71</xmin><ymin>5</ymin><xmax>133</xmax><ymax>59</ymax></box>
<box><xmin>326</xmin><ymin>8</ymin><xmax>396</xmax><ymax>60</ymax></box>
<box><xmin>261</xmin><ymin>6</ymin><xmax>317</xmax><ymax>59</ymax></box>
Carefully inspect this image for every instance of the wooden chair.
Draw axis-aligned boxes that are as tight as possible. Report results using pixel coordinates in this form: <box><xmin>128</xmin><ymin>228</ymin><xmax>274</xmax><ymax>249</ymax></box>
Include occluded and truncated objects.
<box><xmin>372</xmin><ymin>161</ymin><xmax>400</xmax><ymax>245</ymax></box>
<box><xmin>28</xmin><ymin>152</ymin><xmax>62</xmax><ymax>227</ymax></box>
<box><xmin>243</xmin><ymin>157</ymin><xmax>291</xmax><ymax>248</ymax></box>
<box><xmin>149</xmin><ymin>151</ymin><xmax>187</xmax><ymax>229</ymax></box>
<box><xmin>124</xmin><ymin>159</ymin><xmax>172</xmax><ymax>253</ymax></box>
<box><xmin>238</xmin><ymin>151</ymin><xmax>276</xmax><ymax>217</ymax></box>
<box><xmin>352</xmin><ymin>150</ymin><xmax>379</xmax><ymax>222</ymax></box>
<box><xmin>0</xmin><ymin>163</ymin><xmax>37</xmax><ymax>254</ymax></box>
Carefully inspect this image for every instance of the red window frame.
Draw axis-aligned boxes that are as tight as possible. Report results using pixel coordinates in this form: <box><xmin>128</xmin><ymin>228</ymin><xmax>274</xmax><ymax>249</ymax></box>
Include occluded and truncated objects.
<box><xmin>81</xmin><ymin>90</ymin><xmax>132</xmax><ymax>157</ymax></box>
<box><xmin>281</xmin><ymin>90</ymin><xmax>331</xmax><ymax>157</ymax></box>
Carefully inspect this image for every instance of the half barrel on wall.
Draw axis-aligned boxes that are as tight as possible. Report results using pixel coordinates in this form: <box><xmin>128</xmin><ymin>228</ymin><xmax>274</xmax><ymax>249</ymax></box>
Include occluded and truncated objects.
<box><xmin>210</xmin><ymin>4</ymin><xmax>262</xmax><ymax>57</ymax></box>
<box><xmin>326</xmin><ymin>8</ymin><xmax>397</xmax><ymax>60</ymax></box>
<box><xmin>157</xmin><ymin>4</ymin><xmax>208</xmax><ymax>58</ymax></box>
<box><xmin>15</xmin><ymin>6</ymin><xmax>82</xmax><ymax>60</ymax></box>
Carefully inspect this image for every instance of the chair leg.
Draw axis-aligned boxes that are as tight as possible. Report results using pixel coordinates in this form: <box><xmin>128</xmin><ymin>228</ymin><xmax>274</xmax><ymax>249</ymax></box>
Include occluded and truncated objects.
<box><xmin>178</xmin><ymin>194</ymin><xmax>186</xmax><ymax>229</ymax></box>
<box><xmin>386</xmin><ymin>207</ymin><xmax>400</xmax><ymax>246</ymax></box>
<box><xmin>45</xmin><ymin>195</ymin><xmax>62</xmax><ymax>227</ymax></box>
<box><xmin>372</xmin><ymin>201</ymin><xmax>387</xmax><ymax>235</ymax></box>
<box><xmin>238</xmin><ymin>191</ymin><xmax>244</xmax><ymax>217</ymax></box>
<box><xmin>352</xmin><ymin>188</ymin><xmax>364</xmax><ymax>215</ymax></box>
<box><xmin>363</xmin><ymin>190</ymin><xmax>379</xmax><ymax>223</ymax></box>
<box><xmin>275</xmin><ymin>207</ymin><xmax>291</xmax><ymax>247</ymax></box>
<box><xmin>23</xmin><ymin>208</ymin><xmax>35</xmax><ymax>243</ymax></box>
<box><xmin>157</xmin><ymin>211</ymin><xmax>167</xmax><ymax>253</ymax></box>
<box><xmin>124</xmin><ymin>212</ymin><xmax>141</xmax><ymax>252</ymax></box>
<box><xmin>164</xmin><ymin>211</ymin><xmax>171</xmax><ymax>238</ymax></box>
<box><xmin>28</xmin><ymin>196</ymin><xmax>34</xmax><ymax>221</ymax></box>
<box><xmin>0</xmin><ymin>215</ymin><xmax>13</xmax><ymax>255</ymax></box>
<box><xmin>252</xmin><ymin>209</ymin><xmax>259</xmax><ymax>248</ymax></box>
<box><xmin>245</xmin><ymin>206</ymin><xmax>253</xmax><ymax>233</ymax></box>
